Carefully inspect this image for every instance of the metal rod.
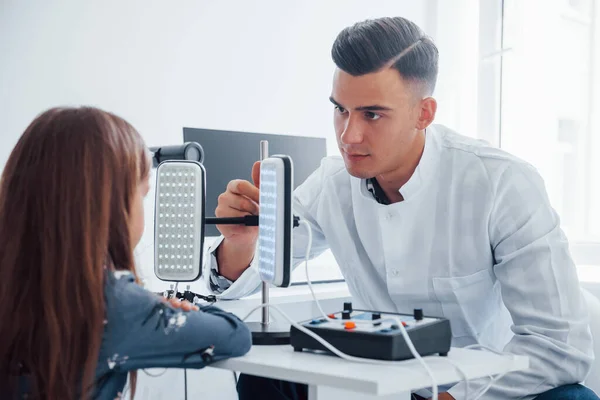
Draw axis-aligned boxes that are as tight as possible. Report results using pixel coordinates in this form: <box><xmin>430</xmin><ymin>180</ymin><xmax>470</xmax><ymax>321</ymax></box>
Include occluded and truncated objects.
<box><xmin>259</xmin><ymin>140</ymin><xmax>269</xmax><ymax>326</ymax></box>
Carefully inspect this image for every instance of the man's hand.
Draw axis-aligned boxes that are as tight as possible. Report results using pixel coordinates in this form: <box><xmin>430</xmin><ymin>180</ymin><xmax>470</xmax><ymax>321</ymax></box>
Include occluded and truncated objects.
<box><xmin>215</xmin><ymin>161</ymin><xmax>261</xmax><ymax>247</ymax></box>
<box><xmin>214</xmin><ymin>161</ymin><xmax>261</xmax><ymax>281</ymax></box>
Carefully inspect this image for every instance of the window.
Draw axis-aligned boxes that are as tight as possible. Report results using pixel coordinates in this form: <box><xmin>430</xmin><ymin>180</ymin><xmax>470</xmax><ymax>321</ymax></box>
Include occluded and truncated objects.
<box><xmin>501</xmin><ymin>0</ymin><xmax>600</xmax><ymax>264</ymax></box>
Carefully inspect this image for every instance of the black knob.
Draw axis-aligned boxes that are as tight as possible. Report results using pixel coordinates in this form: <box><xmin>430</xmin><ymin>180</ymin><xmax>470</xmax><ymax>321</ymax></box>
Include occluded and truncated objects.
<box><xmin>342</xmin><ymin>311</ymin><xmax>351</xmax><ymax>320</ymax></box>
<box><xmin>343</xmin><ymin>302</ymin><xmax>353</xmax><ymax>313</ymax></box>
<box><xmin>390</xmin><ymin>324</ymin><xmax>399</xmax><ymax>330</ymax></box>
<box><xmin>371</xmin><ymin>313</ymin><xmax>381</xmax><ymax>325</ymax></box>
<box><xmin>414</xmin><ymin>308</ymin><xmax>424</xmax><ymax>321</ymax></box>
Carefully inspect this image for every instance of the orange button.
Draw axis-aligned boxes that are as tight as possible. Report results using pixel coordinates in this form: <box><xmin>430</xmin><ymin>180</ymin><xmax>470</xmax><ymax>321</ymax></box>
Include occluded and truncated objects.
<box><xmin>328</xmin><ymin>313</ymin><xmax>336</xmax><ymax>319</ymax></box>
<box><xmin>344</xmin><ymin>322</ymin><xmax>356</xmax><ymax>330</ymax></box>
<box><xmin>402</xmin><ymin>321</ymin><xmax>408</xmax><ymax>327</ymax></box>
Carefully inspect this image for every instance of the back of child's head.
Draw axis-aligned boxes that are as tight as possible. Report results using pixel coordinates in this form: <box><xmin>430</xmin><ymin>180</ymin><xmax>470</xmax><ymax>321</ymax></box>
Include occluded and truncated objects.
<box><xmin>0</xmin><ymin>106</ymin><xmax>150</xmax><ymax>399</ymax></box>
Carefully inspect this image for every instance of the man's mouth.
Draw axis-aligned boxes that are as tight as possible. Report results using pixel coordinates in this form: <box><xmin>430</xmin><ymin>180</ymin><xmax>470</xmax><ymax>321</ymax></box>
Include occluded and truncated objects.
<box><xmin>344</xmin><ymin>150</ymin><xmax>369</xmax><ymax>159</ymax></box>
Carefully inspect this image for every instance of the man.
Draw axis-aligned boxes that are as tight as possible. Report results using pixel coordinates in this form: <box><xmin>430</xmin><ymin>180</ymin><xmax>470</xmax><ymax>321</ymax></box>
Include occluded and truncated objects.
<box><xmin>206</xmin><ymin>16</ymin><xmax>596</xmax><ymax>400</ymax></box>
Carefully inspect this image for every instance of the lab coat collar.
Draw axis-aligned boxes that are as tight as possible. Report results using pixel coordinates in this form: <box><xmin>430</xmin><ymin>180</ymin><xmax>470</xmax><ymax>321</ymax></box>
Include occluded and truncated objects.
<box><xmin>398</xmin><ymin>126</ymin><xmax>440</xmax><ymax>200</ymax></box>
<box><xmin>357</xmin><ymin>125</ymin><xmax>440</xmax><ymax>203</ymax></box>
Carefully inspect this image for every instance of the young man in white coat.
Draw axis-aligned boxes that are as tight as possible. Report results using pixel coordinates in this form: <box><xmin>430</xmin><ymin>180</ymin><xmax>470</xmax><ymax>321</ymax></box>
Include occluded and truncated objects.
<box><xmin>206</xmin><ymin>16</ymin><xmax>597</xmax><ymax>400</ymax></box>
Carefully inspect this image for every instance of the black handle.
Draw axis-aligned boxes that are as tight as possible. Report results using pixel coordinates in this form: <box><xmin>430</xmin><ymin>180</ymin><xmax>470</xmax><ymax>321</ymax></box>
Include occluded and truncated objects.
<box><xmin>205</xmin><ymin>215</ymin><xmax>259</xmax><ymax>226</ymax></box>
<box><xmin>150</xmin><ymin>142</ymin><xmax>204</xmax><ymax>168</ymax></box>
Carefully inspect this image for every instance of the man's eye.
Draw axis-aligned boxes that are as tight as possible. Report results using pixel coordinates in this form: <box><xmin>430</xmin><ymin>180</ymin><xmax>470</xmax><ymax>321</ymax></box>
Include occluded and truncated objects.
<box><xmin>335</xmin><ymin>106</ymin><xmax>347</xmax><ymax>114</ymax></box>
<box><xmin>365</xmin><ymin>112</ymin><xmax>381</xmax><ymax>121</ymax></box>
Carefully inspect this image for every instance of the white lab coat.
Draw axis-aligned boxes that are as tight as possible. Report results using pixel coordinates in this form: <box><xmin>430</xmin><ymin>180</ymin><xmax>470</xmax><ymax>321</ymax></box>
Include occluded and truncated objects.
<box><xmin>205</xmin><ymin>124</ymin><xmax>593</xmax><ymax>399</ymax></box>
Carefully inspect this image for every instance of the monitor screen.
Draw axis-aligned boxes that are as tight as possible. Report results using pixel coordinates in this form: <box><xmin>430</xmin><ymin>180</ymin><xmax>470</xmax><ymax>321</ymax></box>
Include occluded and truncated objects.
<box><xmin>183</xmin><ymin>128</ymin><xmax>326</xmax><ymax>237</ymax></box>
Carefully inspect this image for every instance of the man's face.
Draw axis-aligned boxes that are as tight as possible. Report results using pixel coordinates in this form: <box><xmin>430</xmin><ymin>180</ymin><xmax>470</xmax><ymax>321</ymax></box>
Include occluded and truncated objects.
<box><xmin>331</xmin><ymin>67</ymin><xmax>425</xmax><ymax>179</ymax></box>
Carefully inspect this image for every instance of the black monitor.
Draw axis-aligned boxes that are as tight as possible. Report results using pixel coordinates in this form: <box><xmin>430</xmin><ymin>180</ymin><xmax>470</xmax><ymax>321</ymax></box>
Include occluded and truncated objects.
<box><xmin>183</xmin><ymin>128</ymin><xmax>327</xmax><ymax>237</ymax></box>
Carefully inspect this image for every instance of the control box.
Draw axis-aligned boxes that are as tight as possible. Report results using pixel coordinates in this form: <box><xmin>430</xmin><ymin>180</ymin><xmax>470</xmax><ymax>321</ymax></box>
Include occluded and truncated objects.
<box><xmin>290</xmin><ymin>303</ymin><xmax>452</xmax><ymax>361</ymax></box>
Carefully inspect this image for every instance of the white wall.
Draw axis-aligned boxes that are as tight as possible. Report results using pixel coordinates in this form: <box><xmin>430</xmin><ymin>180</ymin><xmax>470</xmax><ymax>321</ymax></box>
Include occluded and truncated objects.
<box><xmin>0</xmin><ymin>0</ymin><xmax>488</xmax><ymax>286</ymax></box>
<box><xmin>0</xmin><ymin>0</ymin><xmax>433</xmax><ymax>163</ymax></box>
<box><xmin>0</xmin><ymin>0</ymin><xmax>437</xmax><ymax>284</ymax></box>
<box><xmin>0</xmin><ymin>0</ymin><xmax>486</xmax><ymax>168</ymax></box>
<box><xmin>0</xmin><ymin>1</ymin><xmax>446</xmax><ymax>398</ymax></box>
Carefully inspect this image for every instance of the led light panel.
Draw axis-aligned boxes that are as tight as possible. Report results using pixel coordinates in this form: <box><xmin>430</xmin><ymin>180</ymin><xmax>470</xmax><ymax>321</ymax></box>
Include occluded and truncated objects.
<box><xmin>258</xmin><ymin>155</ymin><xmax>293</xmax><ymax>287</ymax></box>
<box><xmin>154</xmin><ymin>160</ymin><xmax>205</xmax><ymax>281</ymax></box>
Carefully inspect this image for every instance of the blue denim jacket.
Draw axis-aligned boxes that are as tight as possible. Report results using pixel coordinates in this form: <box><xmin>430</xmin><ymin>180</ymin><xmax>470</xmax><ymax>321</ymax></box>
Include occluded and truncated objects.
<box><xmin>10</xmin><ymin>271</ymin><xmax>251</xmax><ymax>399</ymax></box>
<box><xmin>91</xmin><ymin>271</ymin><xmax>252</xmax><ymax>399</ymax></box>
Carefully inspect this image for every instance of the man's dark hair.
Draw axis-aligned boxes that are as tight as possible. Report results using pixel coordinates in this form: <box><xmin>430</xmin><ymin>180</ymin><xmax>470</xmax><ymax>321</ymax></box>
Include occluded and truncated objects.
<box><xmin>332</xmin><ymin>17</ymin><xmax>439</xmax><ymax>95</ymax></box>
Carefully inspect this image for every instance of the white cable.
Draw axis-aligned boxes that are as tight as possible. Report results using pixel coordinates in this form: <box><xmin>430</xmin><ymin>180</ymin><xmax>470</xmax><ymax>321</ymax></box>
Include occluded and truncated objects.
<box><xmin>241</xmin><ymin>220</ymin><xmax>478</xmax><ymax>400</ymax></box>
<box><xmin>242</xmin><ymin>302</ymin><xmax>462</xmax><ymax>400</ymax></box>
<box><xmin>464</xmin><ymin>344</ymin><xmax>516</xmax><ymax>400</ymax></box>
<box><xmin>433</xmin><ymin>357</ymin><xmax>469</xmax><ymax>400</ymax></box>
<box><xmin>299</xmin><ymin>219</ymin><xmax>328</xmax><ymax>320</ymax></box>
<box><xmin>240</xmin><ymin>219</ymin><xmax>477</xmax><ymax>400</ymax></box>
<box><xmin>243</xmin><ymin>301</ymin><xmax>427</xmax><ymax>367</ymax></box>
<box><xmin>298</xmin><ymin>219</ymin><xmax>441</xmax><ymax>399</ymax></box>
<box><xmin>472</xmin><ymin>372</ymin><xmax>508</xmax><ymax>400</ymax></box>
<box><xmin>142</xmin><ymin>368</ymin><xmax>169</xmax><ymax>377</ymax></box>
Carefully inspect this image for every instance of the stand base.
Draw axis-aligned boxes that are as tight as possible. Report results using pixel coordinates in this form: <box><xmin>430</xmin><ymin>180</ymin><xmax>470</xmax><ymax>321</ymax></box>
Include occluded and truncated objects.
<box><xmin>247</xmin><ymin>321</ymin><xmax>291</xmax><ymax>345</ymax></box>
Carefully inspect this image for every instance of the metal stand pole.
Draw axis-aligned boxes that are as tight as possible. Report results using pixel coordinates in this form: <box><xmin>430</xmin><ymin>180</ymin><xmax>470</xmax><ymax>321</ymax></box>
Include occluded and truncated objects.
<box><xmin>247</xmin><ymin>140</ymin><xmax>291</xmax><ymax>345</ymax></box>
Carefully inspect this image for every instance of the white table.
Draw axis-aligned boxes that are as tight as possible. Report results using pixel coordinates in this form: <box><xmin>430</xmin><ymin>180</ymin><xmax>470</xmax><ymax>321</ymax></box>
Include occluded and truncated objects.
<box><xmin>210</xmin><ymin>345</ymin><xmax>529</xmax><ymax>399</ymax></box>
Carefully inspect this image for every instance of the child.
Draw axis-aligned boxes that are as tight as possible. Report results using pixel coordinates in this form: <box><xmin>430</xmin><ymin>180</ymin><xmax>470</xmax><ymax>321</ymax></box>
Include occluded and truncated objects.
<box><xmin>0</xmin><ymin>107</ymin><xmax>251</xmax><ymax>399</ymax></box>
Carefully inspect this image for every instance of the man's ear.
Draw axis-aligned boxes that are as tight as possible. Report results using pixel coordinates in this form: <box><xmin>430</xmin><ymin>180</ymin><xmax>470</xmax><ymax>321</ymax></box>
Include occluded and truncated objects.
<box><xmin>416</xmin><ymin>96</ymin><xmax>437</xmax><ymax>130</ymax></box>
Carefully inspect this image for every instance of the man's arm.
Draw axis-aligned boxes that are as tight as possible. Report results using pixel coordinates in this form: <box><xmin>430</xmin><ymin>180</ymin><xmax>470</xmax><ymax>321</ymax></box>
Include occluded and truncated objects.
<box><xmin>204</xmin><ymin>198</ymin><xmax>331</xmax><ymax>299</ymax></box>
<box><xmin>205</xmin><ymin>160</ymin><xmax>331</xmax><ymax>299</ymax></box>
<box><xmin>212</xmin><ymin>162</ymin><xmax>263</xmax><ymax>281</ymax></box>
<box><xmin>448</xmin><ymin>162</ymin><xmax>593</xmax><ymax>400</ymax></box>
<box><xmin>216</xmin><ymin>240</ymin><xmax>255</xmax><ymax>281</ymax></box>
